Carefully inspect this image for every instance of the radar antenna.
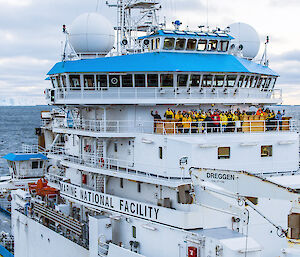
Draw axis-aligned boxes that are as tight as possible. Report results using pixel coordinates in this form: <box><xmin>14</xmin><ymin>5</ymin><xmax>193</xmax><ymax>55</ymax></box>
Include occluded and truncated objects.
<box><xmin>106</xmin><ymin>0</ymin><xmax>163</xmax><ymax>54</ymax></box>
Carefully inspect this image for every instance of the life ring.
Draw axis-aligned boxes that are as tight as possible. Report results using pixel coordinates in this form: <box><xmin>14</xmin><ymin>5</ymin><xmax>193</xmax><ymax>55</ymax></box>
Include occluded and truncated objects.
<box><xmin>111</xmin><ymin>77</ymin><xmax>118</xmax><ymax>85</ymax></box>
<box><xmin>7</xmin><ymin>194</ymin><xmax>12</xmax><ymax>202</ymax></box>
<box><xmin>99</xmin><ymin>158</ymin><xmax>105</xmax><ymax>168</ymax></box>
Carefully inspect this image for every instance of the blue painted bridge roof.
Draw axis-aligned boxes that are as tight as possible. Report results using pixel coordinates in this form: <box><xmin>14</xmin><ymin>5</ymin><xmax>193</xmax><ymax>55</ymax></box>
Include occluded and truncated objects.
<box><xmin>2</xmin><ymin>153</ymin><xmax>48</xmax><ymax>162</ymax></box>
<box><xmin>48</xmin><ymin>52</ymin><xmax>278</xmax><ymax>76</ymax></box>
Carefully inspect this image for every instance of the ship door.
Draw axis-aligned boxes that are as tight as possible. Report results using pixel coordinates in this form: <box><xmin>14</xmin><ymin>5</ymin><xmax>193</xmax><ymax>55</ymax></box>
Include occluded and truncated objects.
<box><xmin>128</xmin><ymin>139</ymin><xmax>135</xmax><ymax>167</ymax></box>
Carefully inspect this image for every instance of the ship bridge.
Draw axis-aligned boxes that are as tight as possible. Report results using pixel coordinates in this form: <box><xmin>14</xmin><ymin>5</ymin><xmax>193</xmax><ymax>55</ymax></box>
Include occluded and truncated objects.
<box><xmin>138</xmin><ymin>29</ymin><xmax>233</xmax><ymax>54</ymax></box>
<box><xmin>46</xmin><ymin>51</ymin><xmax>280</xmax><ymax>105</ymax></box>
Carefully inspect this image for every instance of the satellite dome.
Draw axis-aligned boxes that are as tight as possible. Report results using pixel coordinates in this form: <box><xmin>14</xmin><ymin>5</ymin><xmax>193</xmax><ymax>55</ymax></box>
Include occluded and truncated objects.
<box><xmin>228</xmin><ymin>23</ymin><xmax>260</xmax><ymax>59</ymax></box>
<box><xmin>69</xmin><ymin>13</ymin><xmax>115</xmax><ymax>56</ymax></box>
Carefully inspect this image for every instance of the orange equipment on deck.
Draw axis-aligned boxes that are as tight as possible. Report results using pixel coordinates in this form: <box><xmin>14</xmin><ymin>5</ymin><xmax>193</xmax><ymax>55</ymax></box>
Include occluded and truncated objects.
<box><xmin>28</xmin><ymin>178</ymin><xmax>59</xmax><ymax>198</ymax></box>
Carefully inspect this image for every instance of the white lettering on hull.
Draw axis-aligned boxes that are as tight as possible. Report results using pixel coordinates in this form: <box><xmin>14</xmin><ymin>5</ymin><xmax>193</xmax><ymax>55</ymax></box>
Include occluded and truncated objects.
<box><xmin>60</xmin><ymin>182</ymin><xmax>160</xmax><ymax>221</ymax></box>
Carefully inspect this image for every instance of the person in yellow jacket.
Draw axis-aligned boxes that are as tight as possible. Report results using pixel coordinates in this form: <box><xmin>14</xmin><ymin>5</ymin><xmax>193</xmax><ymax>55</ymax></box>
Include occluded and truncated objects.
<box><xmin>164</xmin><ymin>108</ymin><xmax>174</xmax><ymax>120</ymax></box>
<box><xmin>220</xmin><ymin>112</ymin><xmax>228</xmax><ymax>132</ymax></box>
<box><xmin>175</xmin><ymin>111</ymin><xmax>183</xmax><ymax>133</ymax></box>
<box><xmin>182</xmin><ymin>114</ymin><xmax>192</xmax><ymax>133</ymax></box>
<box><xmin>175</xmin><ymin>111</ymin><xmax>183</xmax><ymax>121</ymax></box>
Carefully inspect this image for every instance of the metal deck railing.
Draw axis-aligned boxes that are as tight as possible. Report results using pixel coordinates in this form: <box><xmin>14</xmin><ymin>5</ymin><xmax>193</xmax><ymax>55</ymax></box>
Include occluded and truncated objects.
<box><xmin>47</xmin><ymin>117</ymin><xmax>297</xmax><ymax>135</ymax></box>
<box><xmin>46</xmin><ymin>87</ymin><xmax>282</xmax><ymax>103</ymax></box>
<box><xmin>48</xmin><ymin>148</ymin><xmax>190</xmax><ymax>183</ymax></box>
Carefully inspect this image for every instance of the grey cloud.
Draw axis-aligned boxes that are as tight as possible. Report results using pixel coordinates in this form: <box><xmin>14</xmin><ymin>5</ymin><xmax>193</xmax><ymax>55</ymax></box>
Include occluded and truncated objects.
<box><xmin>271</xmin><ymin>50</ymin><xmax>300</xmax><ymax>63</ymax></box>
<box><xmin>268</xmin><ymin>0</ymin><xmax>300</xmax><ymax>6</ymax></box>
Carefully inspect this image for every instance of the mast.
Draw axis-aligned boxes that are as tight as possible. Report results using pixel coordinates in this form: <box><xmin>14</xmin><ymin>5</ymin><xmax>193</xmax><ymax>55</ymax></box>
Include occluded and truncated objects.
<box><xmin>106</xmin><ymin>0</ymin><xmax>163</xmax><ymax>54</ymax></box>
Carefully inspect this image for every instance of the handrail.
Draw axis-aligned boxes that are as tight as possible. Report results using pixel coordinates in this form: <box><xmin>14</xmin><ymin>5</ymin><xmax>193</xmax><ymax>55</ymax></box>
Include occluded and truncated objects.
<box><xmin>46</xmin><ymin>87</ymin><xmax>282</xmax><ymax>102</ymax></box>
<box><xmin>49</xmin><ymin>150</ymin><xmax>190</xmax><ymax>181</ymax></box>
<box><xmin>49</xmin><ymin>117</ymin><xmax>296</xmax><ymax>135</ymax></box>
<box><xmin>21</xmin><ymin>144</ymin><xmax>46</xmax><ymax>154</ymax></box>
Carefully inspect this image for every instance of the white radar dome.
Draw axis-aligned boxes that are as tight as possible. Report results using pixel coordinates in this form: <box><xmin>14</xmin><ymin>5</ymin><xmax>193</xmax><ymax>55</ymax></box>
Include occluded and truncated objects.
<box><xmin>69</xmin><ymin>13</ymin><xmax>115</xmax><ymax>55</ymax></box>
<box><xmin>228</xmin><ymin>22</ymin><xmax>260</xmax><ymax>59</ymax></box>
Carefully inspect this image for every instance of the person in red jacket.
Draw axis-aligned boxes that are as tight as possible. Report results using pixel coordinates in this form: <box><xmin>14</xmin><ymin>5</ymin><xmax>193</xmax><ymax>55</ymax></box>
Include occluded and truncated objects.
<box><xmin>211</xmin><ymin>110</ymin><xmax>220</xmax><ymax>132</ymax></box>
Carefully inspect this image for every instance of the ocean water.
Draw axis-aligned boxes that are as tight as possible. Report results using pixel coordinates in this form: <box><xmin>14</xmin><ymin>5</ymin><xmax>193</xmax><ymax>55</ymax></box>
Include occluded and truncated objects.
<box><xmin>0</xmin><ymin>105</ymin><xmax>299</xmax><ymax>176</ymax></box>
<box><xmin>0</xmin><ymin>106</ymin><xmax>52</xmax><ymax>175</ymax></box>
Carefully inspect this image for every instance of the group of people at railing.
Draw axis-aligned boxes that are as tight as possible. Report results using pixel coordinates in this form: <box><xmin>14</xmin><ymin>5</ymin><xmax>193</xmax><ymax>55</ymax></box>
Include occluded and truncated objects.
<box><xmin>151</xmin><ymin>107</ymin><xmax>289</xmax><ymax>134</ymax></box>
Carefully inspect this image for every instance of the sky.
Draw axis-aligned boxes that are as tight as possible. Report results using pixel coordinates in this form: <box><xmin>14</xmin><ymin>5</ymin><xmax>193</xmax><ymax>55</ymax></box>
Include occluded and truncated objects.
<box><xmin>0</xmin><ymin>0</ymin><xmax>299</xmax><ymax>105</ymax></box>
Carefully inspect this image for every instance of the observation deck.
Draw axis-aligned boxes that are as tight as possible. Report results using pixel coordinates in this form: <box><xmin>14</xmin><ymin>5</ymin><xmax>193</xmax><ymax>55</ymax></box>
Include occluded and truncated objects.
<box><xmin>42</xmin><ymin>117</ymin><xmax>297</xmax><ymax>136</ymax></box>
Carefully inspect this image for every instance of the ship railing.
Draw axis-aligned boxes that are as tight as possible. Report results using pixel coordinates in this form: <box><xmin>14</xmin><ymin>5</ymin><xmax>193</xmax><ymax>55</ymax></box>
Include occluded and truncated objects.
<box><xmin>98</xmin><ymin>241</ymin><xmax>109</xmax><ymax>257</ymax></box>
<box><xmin>21</xmin><ymin>144</ymin><xmax>46</xmax><ymax>154</ymax></box>
<box><xmin>58</xmin><ymin>153</ymin><xmax>190</xmax><ymax>181</ymax></box>
<box><xmin>153</xmin><ymin>118</ymin><xmax>296</xmax><ymax>135</ymax></box>
<box><xmin>50</xmin><ymin>87</ymin><xmax>282</xmax><ymax>101</ymax></box>
<box><xmin>51</xmin><ymin>118</ymin><xmax>297</xmax><ymax>135</ymax></box>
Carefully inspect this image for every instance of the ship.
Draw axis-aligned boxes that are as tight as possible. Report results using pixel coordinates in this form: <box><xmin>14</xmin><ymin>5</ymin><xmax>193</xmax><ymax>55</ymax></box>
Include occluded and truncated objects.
<box><xmin>1</xmin><ymin>1</ymin><xmax>300</xmax><ymax>256</ymax></box>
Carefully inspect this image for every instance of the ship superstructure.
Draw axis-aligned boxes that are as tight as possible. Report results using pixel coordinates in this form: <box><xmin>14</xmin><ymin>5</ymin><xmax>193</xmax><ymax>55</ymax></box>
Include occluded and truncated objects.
<box><xmin>6</xmin><ymin>1</ymin><xmax>300</xmax><ymax>257</ymax></box>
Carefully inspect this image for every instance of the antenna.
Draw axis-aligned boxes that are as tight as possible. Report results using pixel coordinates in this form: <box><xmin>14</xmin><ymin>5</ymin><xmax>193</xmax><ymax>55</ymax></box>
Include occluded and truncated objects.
<box><xmin>106</xmin><ymin>0</ymin><xmax>162</xmax><ymax>55</ymax></box>
<box><xmin>61</xmin><ymin>24</ymin><xmax>79</xmax><ymax>61</ymax></box>
<box><xmin>96</xmin><ymin>0</ymin><xmax>100</xmax><ymax>12</ymax></box>
<box><xmin>172</xmin><ymin>20</ymin><xmax>182</xmax><ymax>30</ymax></box>
<box><xmin>206</xmin><ymin>0</ymin><xmax>209</xmax><ymax>29</ymax></box>
<box><xmin>260</xmin><ymin>36</ymin><xmax>270</xmax><ymax>66</ymax></box>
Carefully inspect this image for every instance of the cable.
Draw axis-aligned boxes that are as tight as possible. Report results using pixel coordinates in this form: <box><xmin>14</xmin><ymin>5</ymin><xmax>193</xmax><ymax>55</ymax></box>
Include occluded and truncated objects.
<box><xmin>244</xmin><ymin>208</ymin><xmax>249</xmax><ymax>257</ymax></box>
<box><xmin>96</xmin><ymin>0</ymin><xmax>100</xmax><ymax>12</ymax></box>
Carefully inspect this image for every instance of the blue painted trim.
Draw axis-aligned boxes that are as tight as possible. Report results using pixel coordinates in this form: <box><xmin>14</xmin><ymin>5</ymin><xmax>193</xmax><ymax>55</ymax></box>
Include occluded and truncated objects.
<box><xmin>0</xmin><ymin>206</ymin><xmax>11</xmax><ymax>217</ymax></box>
<box><xmin>0</xmin><ymin>245</ymin><xmax>14</xmax><ymax>257</ymax></box>
<box><xmin>47</xmin><ymin>52</ymin><xmax>278</xmax><ymax>76</ymax></box>
<box><xmin>2</xmin><ymin>153</ymin><xmax>48</xmax><ymax>161</ymax></box>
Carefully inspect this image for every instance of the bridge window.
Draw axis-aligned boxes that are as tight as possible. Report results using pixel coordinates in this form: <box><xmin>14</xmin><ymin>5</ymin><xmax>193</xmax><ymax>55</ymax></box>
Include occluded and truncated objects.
<box><xmin>264</xmin><ymin>78</ymin><xmax>272</xmax><ymax>90</ymax></box>
<box><xmin>56</xmin><ymin>76</ymin><xmax>62</xmax><ymax>88</ymax></box>
<box><xmin>151</xmin><ymin>39</ymin><xmax>155</xmax><ymax>50</ymax></box>
<box><xmin>207</xmin><ymin>40</ymin><xmax>218</xmax><ymax>51</ymax></box>
<box><xmin>122</xmin><ymin>74</ymin><xmax>133</xmax><ymax>88</ymax></box>
<box><xmin>175</xmin><ymin>38</ymin><xmax>186</xmax><ymax>50</ymax></box>
<box><xmin>163</xmin><ymin>38</ymin><xmax>175</xmax><ymax>50</ymax></box>
<box><xmin>244</xmin><ymin>76</ymin><xmax>252</xmax><ymax>88</ymax></box>
<box><xmin>109</xmin><ymin>75</ymin><xmax>120</xmax><ymax>87</ymax></box>
<box><xmin>177</xmin><ymin>74</ymin><xmax>188</xmax><ymax>87</ymax></box>
<box><xmin>190</xmin><ymin>75</ymin><xmax>201</xmax><ymax>87</ymax></box>
<box><xmin>214</xmin><ymin>75</ymin><xmax>225</xmax><ymax>87</ymax></box>
<box><xmin>147</xmin><ymin>74</ymin><xmax>159</xmax><ymax>87</ymax></box>
<box><xmin>218</xmin><ymin>41</ymin><xmax>229</xmax><ymax>52</ymax></box>
<box><xmin>251</xmin><ymin>76</ymin><xmax>258</xmax><ymax>88</ymax></box>
<box><xmin>62</xmin><ymin>75</ymin><xmax>67</xmax><ymax>87</ymax></box>
<box><xmin>156</xmin><ymin>38</ymin><xmax>160</xmax><ymax>49</ymax></box>
<box><xmin>238</xmin><ymin>75</ymin><xmax>245</xmax><ymax>87</ymax></box>
<box><xmin>187</xmin><ymin>39</ymin><xmax>197</xmax><ymax>50</ymax></box>
<box><xmin>161</xmin><ymin>74</ymin><xmax>173</xmax><ymax>87</ymax></box>
<box><xmin>84</xmin><ymin>75</ymin><xmax>95</xmax><ymax>89</ymax></box>
<box><xmin>218</xmin><ymin>147</ymin><xmax>230</xmax><ymax>159</ymax></box>
<box><xmin>242</xmin><ymin>76</ymin><xmax>250</xmax><ymax>88</ymax></box>
<box><xmin>261</xmin><ymin>145</ymin><xmax>272</xmax><ymax>157</ymax></box>
<box><xmin>197</xmin><ymin>40</ymin><xmax>207</xmax><ymax>51</ymax></box>
<box><xmin>135</xmin><ymin>74</ymin><xmax>146</xmax><ymax>87</ymax></box>
<box><xmin>97</xmin><ymin>75</ymin><xmax>108</xmax><ymax>88</ymax></box>
<box><xmin>32</xmin><ymin>161</ymin><xmax>39</xmax><ymax>169</ymax></box>
<box><xmin>269</xmin><ymin>77</ymin><xmax>277</xmax><ymax>90</ymax></box>
<box><xmin>202</xmin><ymin>75</ymin><xmax>213</xmax><ymax>87</ymax></box>
<box><xmin>50</xmin><ymin>77</ymin><xmax>56</xmax><ymax>88</ymax></box>
<box><xmin>225</xmin><ymin>75</ymin><xmax>237</xmax><ymax>87</ymax></box>
<box><xmin>257</xmin><ymin>77</ymin><xmax>266</xmax><ymax>89</ymax></box>
<box><xmin>69</xmin><ymin>75</ymin><xmax>81</xmax><ymax>89</ymax></box>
